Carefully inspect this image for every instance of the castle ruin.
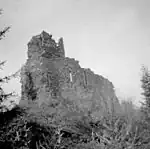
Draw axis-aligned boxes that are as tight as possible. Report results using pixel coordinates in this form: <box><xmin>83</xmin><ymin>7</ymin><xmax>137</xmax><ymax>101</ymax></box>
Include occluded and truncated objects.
<box><xmin>20</xmin><ymin>31</ymin><xmax>120</xmax><ymax>113</ymax></box>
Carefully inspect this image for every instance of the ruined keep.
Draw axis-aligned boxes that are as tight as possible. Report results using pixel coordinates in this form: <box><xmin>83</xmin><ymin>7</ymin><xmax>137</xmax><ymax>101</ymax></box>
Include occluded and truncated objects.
<box><xmin>20</xmin><ymin>31</ymin><xmax>120</xmax><ymax>113</ymax></box>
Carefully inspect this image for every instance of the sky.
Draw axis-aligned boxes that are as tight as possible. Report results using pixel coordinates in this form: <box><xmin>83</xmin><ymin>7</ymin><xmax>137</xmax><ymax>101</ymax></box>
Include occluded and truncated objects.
<box><xmin>0</xmin><ymin>0</ymin><xmax>150</xmax><ymax>106</ymax></box>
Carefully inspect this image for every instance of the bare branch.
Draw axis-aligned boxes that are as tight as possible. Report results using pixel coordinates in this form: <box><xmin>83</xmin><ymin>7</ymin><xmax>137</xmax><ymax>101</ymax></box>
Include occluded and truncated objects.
<box><xmin>0</xmin><ymin>27</ymin><xmax>10</xmax><ymax>40</ymax></box>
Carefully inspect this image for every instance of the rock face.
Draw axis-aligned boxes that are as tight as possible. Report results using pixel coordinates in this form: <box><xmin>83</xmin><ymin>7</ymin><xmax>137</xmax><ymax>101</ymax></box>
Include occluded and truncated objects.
<box><xmin>20</xmin><ymin>31</ymin><xmax>120</xmax><ymax>113</ymax></box>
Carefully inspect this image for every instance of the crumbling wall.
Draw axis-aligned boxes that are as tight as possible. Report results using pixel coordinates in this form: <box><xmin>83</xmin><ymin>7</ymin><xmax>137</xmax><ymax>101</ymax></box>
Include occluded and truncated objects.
<box><xmin>20</xmin><ymin>31</ymin><xmax>120</xmax><ymax>113</ymax></box>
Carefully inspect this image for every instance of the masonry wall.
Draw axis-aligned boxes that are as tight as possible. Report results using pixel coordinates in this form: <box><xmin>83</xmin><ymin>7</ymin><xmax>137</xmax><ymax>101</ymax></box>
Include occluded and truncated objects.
<box><xmin>20</xmin><ymin>31</ymin><xmax>120</xmax><ymax>113</ymax></box>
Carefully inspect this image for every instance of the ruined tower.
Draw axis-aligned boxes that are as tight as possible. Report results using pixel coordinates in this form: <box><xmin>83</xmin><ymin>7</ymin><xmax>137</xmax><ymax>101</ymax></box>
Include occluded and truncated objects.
<box><xmin>21</xmin><ymin>31</ymin><xmax>66</xmax><ymax>102</ymax></box>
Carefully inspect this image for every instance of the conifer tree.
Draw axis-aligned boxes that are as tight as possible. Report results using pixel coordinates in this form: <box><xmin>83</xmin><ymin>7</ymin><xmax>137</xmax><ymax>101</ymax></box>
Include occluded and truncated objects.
<box><xmin>141</xmin><ymin>66</ymin><xmax>150</xmax><ymax>121</ymax></box>
<box><xmin>0</xmin><ymin>9</ymin><xmax>18</xmax><ymax>112</ymax></box>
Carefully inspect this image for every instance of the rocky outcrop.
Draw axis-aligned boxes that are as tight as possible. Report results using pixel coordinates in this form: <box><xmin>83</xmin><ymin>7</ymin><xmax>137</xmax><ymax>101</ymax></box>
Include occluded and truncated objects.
<box><xmin>20</xmin><ymin>31</ymin><xmax>120</xmax><ymax>114</ymax></box>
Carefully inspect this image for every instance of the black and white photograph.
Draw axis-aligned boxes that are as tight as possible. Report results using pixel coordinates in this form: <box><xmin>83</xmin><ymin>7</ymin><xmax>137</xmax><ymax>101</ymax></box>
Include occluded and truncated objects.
<box><xmin>0</xmin><ymin>0</ymin><xmax>150</xmax><ymax>148</ymax></box>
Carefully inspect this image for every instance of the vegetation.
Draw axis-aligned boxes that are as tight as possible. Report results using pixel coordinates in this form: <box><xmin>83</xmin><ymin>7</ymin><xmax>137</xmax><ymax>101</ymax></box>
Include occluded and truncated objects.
<box><xmin>0</xmin><ymin>9</ymin><xmax>19</xmax><ymax>112</ymax></box>
<box><xmin>140</xmin><ymin>66</ymin><xmax>150</xmax><ymax>122</ymax></box>
<box><xmin>1</xmin><ymin>95</ymin><xmax>150</xmax><ymax>149</ymax></box>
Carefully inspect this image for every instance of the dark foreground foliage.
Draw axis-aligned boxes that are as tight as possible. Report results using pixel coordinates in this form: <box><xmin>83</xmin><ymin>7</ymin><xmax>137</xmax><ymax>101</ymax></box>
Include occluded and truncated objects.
<box><xmin>0</xmin><ymin>100</ymin><xmax>150</xmax><ymax>149</ymax></box>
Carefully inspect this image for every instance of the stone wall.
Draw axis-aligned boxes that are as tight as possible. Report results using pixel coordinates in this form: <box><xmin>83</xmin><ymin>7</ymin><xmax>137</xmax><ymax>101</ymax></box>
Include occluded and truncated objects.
<box><xmin>20</xmin><ymin>31</ymin><xmax>120</xmax><ymax>113</ymax></box>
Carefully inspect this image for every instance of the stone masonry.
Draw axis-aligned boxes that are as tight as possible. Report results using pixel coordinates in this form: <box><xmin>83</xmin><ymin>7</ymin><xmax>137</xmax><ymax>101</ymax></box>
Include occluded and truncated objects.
<box><xmin>20</xmin><ymin>31</ymin><xmax>120</xmax><ymax>113</ymax></box>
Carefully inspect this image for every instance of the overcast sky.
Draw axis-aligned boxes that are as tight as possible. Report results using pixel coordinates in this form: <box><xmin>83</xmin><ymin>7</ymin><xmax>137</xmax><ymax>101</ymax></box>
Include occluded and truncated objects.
<box><xmin>0</xmin><ymin>0</ymin><xmax>150</xmax><ymax>106</ymax></box>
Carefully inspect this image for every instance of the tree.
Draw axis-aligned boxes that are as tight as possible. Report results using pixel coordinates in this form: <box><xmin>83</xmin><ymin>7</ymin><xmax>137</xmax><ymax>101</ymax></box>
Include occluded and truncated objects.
<box><xmin>140</xmin><ymin>65</ymin><xmax>150</xmax><ymax>121</ymax></box>
<box><xmin>0</xmin><ymin>9</ymin><xmax>10</xmax><ymax>40</ymax></box>
<box><xmin>0</xmin><ymin>9</ymin><xmax>19</xmax><ymax>112</ymax></box>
